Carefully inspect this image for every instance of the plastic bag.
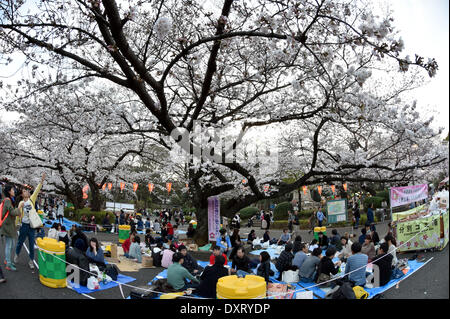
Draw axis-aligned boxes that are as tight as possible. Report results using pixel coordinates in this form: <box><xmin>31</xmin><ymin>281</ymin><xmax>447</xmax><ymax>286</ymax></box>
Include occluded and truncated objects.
<box><xmin>282</xmin><ymin>270</ymin><xmax>299</xmax><ymax>284</ymax></box>
<box><xmin>87</xmin><ymin>276</ymin><xmax>100</xmax><ymax>290</ymax></box>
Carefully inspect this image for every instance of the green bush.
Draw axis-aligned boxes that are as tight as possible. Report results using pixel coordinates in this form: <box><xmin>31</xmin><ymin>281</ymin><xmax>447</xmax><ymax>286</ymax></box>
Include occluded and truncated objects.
<box><xmin>363</xmin><ymin>196</ymin><xmax>384</xmax><ymax>209</ymax></box>
<box><xmin>67</xmin><ymin>207</ymin><xmax>116</xmax><ymax>225</ymax></box>
<box><xmin>273</xmin><ymin>202</ymin><xmax>293</xmax><ymax>220</ymax></box>
<box><xmin>238</xmin><ymin>206</ymin><xmax>259</xmax><ymax>219</ymax></box>
<box><xmin>184</xmin><ymin>216</ymin><xmax>192</xmax><ymax>223</ymax></box>
<box><xmin>271</xmin><ymin>220</ymin><xmax>289</xmax><ymax>229</ymax></box>
<box><xmin>375</xmin><ymin>190</ymin><xmax>390</xmax><ymax>203</ymax></box>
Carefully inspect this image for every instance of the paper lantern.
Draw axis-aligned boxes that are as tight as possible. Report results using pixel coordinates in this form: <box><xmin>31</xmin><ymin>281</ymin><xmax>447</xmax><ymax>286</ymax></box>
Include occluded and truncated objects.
<box><xmin>82</xmin><ymin>185</ymin><xmax>89</xmax><ymax>199</ymax></box>
<box><xmin>331</xmin><ymin>185</ymin><xmax>335</xmax><ymax>193</ymax></box>
<box><xmin>185</xmin><ymin>183</ymin><xmax>189</xmax><ymax>189</ymax></box>
<box><xmin>148</xmin><ymin>183</ymin><xmax>154</xmax><ymax>192</ymax></box>
<box><xmin>302</xmin><ymin>186</ymin><xmax>307</xmax><ymax>195</ymax></box>
<box><xmin>133</xmin><ymin>183</ymin><xmax>138</xmax><ymax>192</ymax></box>
<box><xmin>317</xmin><ymin>186</ymin><xmax>322</xmax><ymax>195</ymax></box>
<box><xmin>120</xmin><ymin>182</ymin><xmax>125</xmax><ymax>191</ymax></box>
<box><xmin>343</xmin><ymin>183</ymin><xmax>348</xmax><ymax>192</ymax></box>
<box><xmin>166</xmin><ymin>182</ymin><xmax>172</xmax><ymax>193</ymax></box>
<box><xmin>102</xmin><ymin>184</ymin><xmax>106</xmax><ymax>191</ymax></box>
<box><xmin>108</xmin><ymin>183</ymin><xmax>112</xmax><ymax>191</ymax></box>
<box><xmin>264</xmin><ymin>185</ymin><xmax>270</xmax><ymax>192</ymax></box>
<box><xmin>242</xmin><ymin>179</ymin><xmax>247</xmax><ymax>184</ymax></box>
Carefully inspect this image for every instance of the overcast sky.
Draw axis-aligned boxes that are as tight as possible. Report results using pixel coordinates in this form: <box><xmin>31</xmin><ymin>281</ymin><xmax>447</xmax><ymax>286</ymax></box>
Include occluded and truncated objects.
<box><xmin>0</xmin><ymin>0</ymin><xmax>448</xmax><ymax>136</ymax></box>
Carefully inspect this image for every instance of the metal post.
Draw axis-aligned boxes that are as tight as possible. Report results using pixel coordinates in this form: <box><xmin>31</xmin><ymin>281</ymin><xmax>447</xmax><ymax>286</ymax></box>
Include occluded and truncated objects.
<box><xmin>389</xmin><ymin>187</ymin><xmax>393</xmax><ymax>222</ymax></box>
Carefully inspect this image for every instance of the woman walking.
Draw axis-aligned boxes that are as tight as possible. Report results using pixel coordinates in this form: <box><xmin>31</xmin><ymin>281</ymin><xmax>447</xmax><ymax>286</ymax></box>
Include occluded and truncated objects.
<box><xmin>15</xmin><ymin>173</ymin><xmax>46</xmax><ymax>270</ymax></box>
<box><xmin>1</xmin><ymin>185</ymin><xmax>23</xmax><ymax>271</ymax></box>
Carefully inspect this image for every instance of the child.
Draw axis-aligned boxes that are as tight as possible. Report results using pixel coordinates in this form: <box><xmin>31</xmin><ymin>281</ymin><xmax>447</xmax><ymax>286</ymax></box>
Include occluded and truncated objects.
<box><xmin>128</xmin><ymin>236</ymin><xmax>142</xmax><ymax>263</ymax></box>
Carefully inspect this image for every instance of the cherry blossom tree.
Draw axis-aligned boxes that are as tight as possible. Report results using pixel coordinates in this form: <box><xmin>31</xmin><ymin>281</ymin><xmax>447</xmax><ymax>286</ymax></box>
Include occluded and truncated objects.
<box><xmin>0</xmin><ymin>0</ymin><xmax>445</xmax><ymax>243</ymax></box>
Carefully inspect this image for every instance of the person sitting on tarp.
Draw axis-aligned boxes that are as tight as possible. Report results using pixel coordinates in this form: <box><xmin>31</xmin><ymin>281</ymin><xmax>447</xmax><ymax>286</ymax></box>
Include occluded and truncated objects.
<box><xmin>292</xmin><ymin>235</ymin><xmax>303</xmax><ymax>254</ymax></box>
<box><xmin>136</xmin><ymin>216</ymin><xmax>144</xmax><ymax>231</ymax></box>
<box><xmin>329</xmin><ymin>229</ymin><xmax>342</xmax><ymax>251</ymax></box>
<box><xmin>209</xmin><ymin>245</ymin><xmax>228</xmax><ymax>265</ymax></box>
<box><xmin>85</xmin><ymin>238</ymin><xmax>105</xmax><ymax>265</ymax></box>
<box><xmin>316</xmin><ymin>247</ymin><xmax>341</xmax><ymax>287</ymax></box>
<box><xmin>167</xmin><ymin>252</ymin><xmax>200</xmax><ymax>292</ymax></box>
<box><xmin>58</xmin><ymin>226</ymin><xmax>69</xmax><ymax>247</ymax></box>
<box><xmin>318</xmin><ymin>232</ymin><xmax>329</xmax><ymax>250</ymax></box>
<box><xmin>144</xmin><ymin>229</ymin><xmax>155</xmax><ymax>248</ymax></box>
<box><xmin>275</xmin><ymin>243</ymin><xmax>296</xmax><ymax>280</ymax></box>
<box><xmin>344</xmin><ymin>242</ymin><xmax>368</xmax><ymax>287</ymax></box>
<box><xmin>128</xmin><ymin>235</ymin><xmax>142</xmax><ymax>263</ymax></box>
<box><xmin>178</xmin><ymin>245</ymin><xmax>203</xmax><ymax>275</ymax></box>
<box><xmin>161</xmin><ymin>244</ymin><xmax>177</xmax><ymax>268</ymax></box>
<box><xmin>197</xmin><ymin>255</ymin><xmax>231</xmax><ymax>298</ymax></box>
<box><xmin>216</xmin><ymin>228</ymin><xmax>232</xmax><ymax>255</ymax></box>
<box><xmin>293</xmin><ymin>243</ymin><xmax>308</xmax><ymax>270</ymax></box>
<box><xmin>247</xmin><ymin>230</ymin><xmax>257</xmax><ymax>243</ymax></box>
<box><xmin>152</xmin><ymin>242</ymin><xmax>164</xmax><ymax>267</ymax></box>
<box><xmin>277</xmin><ymin>228</ymin><xmax>291</xmax><ymax>245</ymax></box>
<box><xmin>371</xmin><ymin>242</ymin><xmax>393</xmax><ymax>287</ymax></box>
<box><xmin>256</xmin><ymin>251</ymin><xmax>274</xmax><ymax>283</ymax></box>
<box><xmin>186</xmin><ymin>223</ymin><xmax>195</xmax><ymax>238</ymax></box>
<box><xmin>70</xmin><ymin>226</ymin><xmax>89</xmax><ymax>252</ymax></box>
<box><xmin>299</xmin><ymin>247</ymin><xmax>322</xmax><ymax>283</ymax></box>
<box><xmin>230</xmin><ymin>246</ymin><xmax>251</xmax><ymax>277</ymax></box>
<box><xmin>66</xmin><ymin>238</ymin><xmax>90</xmax><ymax>287</ymax></box>
<box><xmin>361</xmin><ymin>235</ymin><xmax>376</xmax><ymax>262</ymax></box>
<box><xmin>122</xmin><ymin>232</ymin><xmax>136</xmax><ymax>258</ymax></box>
<box><xmin>358</xmin><ymin>228</ymin><xmax>367</xmax><ymax>244</ymax></box>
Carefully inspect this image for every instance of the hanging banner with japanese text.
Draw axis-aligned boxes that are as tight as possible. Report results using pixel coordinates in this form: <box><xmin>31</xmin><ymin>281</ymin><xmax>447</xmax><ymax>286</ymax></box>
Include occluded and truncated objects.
<box><xmin>390</xmin><ymin>184</ymin><xmax>428</xmax><ymax>208</ymax></box>
<box><xmin>208</xmin><ymin>196</ymin><xmax>221</xmax><ymax>242</ymax></box>
<box><xmin>396</xmin><ymin>215</ymin><xmax>441</xmax><ymax>252</ymax></box>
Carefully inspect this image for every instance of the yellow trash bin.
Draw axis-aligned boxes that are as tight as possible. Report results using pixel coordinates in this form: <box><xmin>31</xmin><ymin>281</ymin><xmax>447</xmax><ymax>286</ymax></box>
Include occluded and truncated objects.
<box><xmin>217</xmin><ymin>275</ymin><xmax>266</xmax><ymax>299</ymax></box>
<box><xmin>119</xmin><ymin>225</ymin><xmax>131</xmax><ymax>243</ymax></box>
<box><xmin>37</xmin><ymin>237</ymin><xmax>67</xmax><ymax>288</ymax></box>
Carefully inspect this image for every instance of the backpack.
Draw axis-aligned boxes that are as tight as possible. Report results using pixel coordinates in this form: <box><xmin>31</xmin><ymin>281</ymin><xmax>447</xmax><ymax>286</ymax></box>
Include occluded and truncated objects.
<box><xmin>105</xmin><ymin>264</ymin><xmax>119</xmax><ymax>281</ymax></box>
<box><xmin>352</xmin><ymin>286</ymin><xmax>369</xmax><ymax>299</ymax></box>
<box><xmin>129</xmin><ymin>285</ymin><xmax>158</xmax><ymax>299</ymax></box>
<box><xmin>0</xmin><ymin>199</ymin><xmax>11</xmax><ymax>228</ymax></box>
<box><xmin>331</xmin><ymin>282</ymin><xmax>356</xmax><ymax>299</ymax></box>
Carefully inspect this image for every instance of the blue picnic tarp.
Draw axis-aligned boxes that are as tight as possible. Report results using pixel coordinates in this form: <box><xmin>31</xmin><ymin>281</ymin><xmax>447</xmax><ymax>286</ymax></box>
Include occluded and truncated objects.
<box><xmin>68</xmin><ymin>274</ymin><xmax>136</xmax><ymax>294</ymax></box>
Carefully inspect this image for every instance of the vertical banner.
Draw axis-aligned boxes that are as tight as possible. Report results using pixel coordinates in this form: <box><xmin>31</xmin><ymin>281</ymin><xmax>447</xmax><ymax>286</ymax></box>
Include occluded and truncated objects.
<box><xmin>208</xmin><ymin>196</ymin><xmax>221</xmax><ymax>242</ymax></box>
<box><xmin>390</xmin><ymin>184</ymin><xmax>428</xmax><ymax>208</ymax></box>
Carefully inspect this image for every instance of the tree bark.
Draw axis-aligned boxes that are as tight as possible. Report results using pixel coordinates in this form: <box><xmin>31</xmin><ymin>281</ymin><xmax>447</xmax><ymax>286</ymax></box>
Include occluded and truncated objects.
<box><xmin>87</xmin><ymin>179</ymin><xmax>103</xmax><ymax>212</ymax></box>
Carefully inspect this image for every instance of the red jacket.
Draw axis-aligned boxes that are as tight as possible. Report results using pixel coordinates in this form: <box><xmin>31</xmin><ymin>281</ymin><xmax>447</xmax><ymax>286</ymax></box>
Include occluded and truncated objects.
<box><xmin>122</xmin><ymin>238</ymin><xmax>131</xmax><ymax>253</ymax></box>
<box><xmin>167</xmin><ymin>223</ymin><xmax>174</xmax><ymax>235</ymax></box>
<box><xmin>209</xmin><ymin>253</ymin><xmax>228</xmax><ymax>265</ymax></box>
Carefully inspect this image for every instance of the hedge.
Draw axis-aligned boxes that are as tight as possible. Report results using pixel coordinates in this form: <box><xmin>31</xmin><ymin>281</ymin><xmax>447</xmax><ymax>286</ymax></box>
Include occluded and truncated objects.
<box><xmin>271</xmin><ymin>219</ymin><xmax>310</xmax><ymax>230</ymax></box>
<box><xmin>363</xmin><ymin>196</ymin><xmax>384</xmax><ymax>209</ymax></box>
<box><xmin>64</xmin><ymin>207</ymin><xmax>116</xmax><ymax>225</ymax></box>
<box><xmin>273</xmin><ymin>202</ymin><xmax>293</xmax><ymax>220</ymax></box>
<box><xmin>238</xmin><ymin>206</ymin><xmax>259</xmax><ymax>219</ymax></box>
<box><xmin>375</xmin><ymin>190</ymin><xmax>390</xmax><ymax>203</ymax></box>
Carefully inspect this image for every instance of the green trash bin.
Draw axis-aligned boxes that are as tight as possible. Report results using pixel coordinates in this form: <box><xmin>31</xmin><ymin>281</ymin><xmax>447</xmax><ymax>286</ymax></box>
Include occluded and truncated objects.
<box><xmin>119</xmin><ymin>225</ymin><xmax>131</xmax><ymax>243</ymax></box>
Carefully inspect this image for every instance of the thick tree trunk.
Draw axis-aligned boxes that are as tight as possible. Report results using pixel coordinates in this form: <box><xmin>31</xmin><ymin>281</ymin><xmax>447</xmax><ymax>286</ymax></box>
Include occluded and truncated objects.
<box><xmin>87</xmin><ymin>180</ymin><xmax>103</xmax><ymax>212</ymax></box>
<box><xmin>64</xmin><ymin>185</ymin><xmax>85</xmax><ymax>210</ymax></box>
<box><xmin>193</xmin><ymin>202</ymin><xmax>209</xmax><ymax>246</ymax></box>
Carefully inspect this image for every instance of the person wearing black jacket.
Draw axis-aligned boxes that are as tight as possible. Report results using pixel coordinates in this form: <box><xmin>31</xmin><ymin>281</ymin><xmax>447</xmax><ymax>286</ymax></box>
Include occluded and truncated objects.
<box><xmin>316</xmin><ymin>247</ymin><xmax>341</xmax><ymax>287</ymax></box>
<box><xmin>178</xmin><ymin>245</ymin><xmax>203</xmax><ymax>275</ymax></box>
<box><xmin>247</xmin><ymin>230</ymin><xmax>256</xmax><ymax>242</ymax></box>
<box><xmin>372</xmin><ymin>243</ymin><xmax>393</xmax><ymax>286</ymax></box>
<box><xmin>318</xmin><ymin>232</ymin><xmax>329</xmax><ymax>250</ymax></box>
<box><xmin>292</xmin><ymin>235</ymin><xmax>303</xmax><ymax>254</ymax></box>
<box><xmin>197</xmin><ymin>255</ymin><xmax>230</xmax><ymax>298</ymax></box>
<box><xmin>66</xmin><ymin>238</ymin><xmax>90</xmax><ymax>286</ymax></box>
<box><xmin>257</xmin><ymin>251</ymin><xmax>274</xmax><ymax>283</ymax></box>
<box><xmin>263</xmin><ymin>230</ymin><xmax>271</xmax><ymax>243</ymax></box>
<box><xmin>229</xmin><ymin>228</ymin><xmax>242</xmax><ymax>260</ymax></box>
<box><xmin>231</xmin><ymin>247</ymin><xmax>251</xmax><ymax>277</ymax></box>
<box><xmin>275</xmin><ymin>243</ymin><xmax>296</xmax><ymax>280</ymax></box>
<box><xmin>70</xmin><ymin>227</ymin><xmax>89</xmax><ymax>252</ymax></box>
